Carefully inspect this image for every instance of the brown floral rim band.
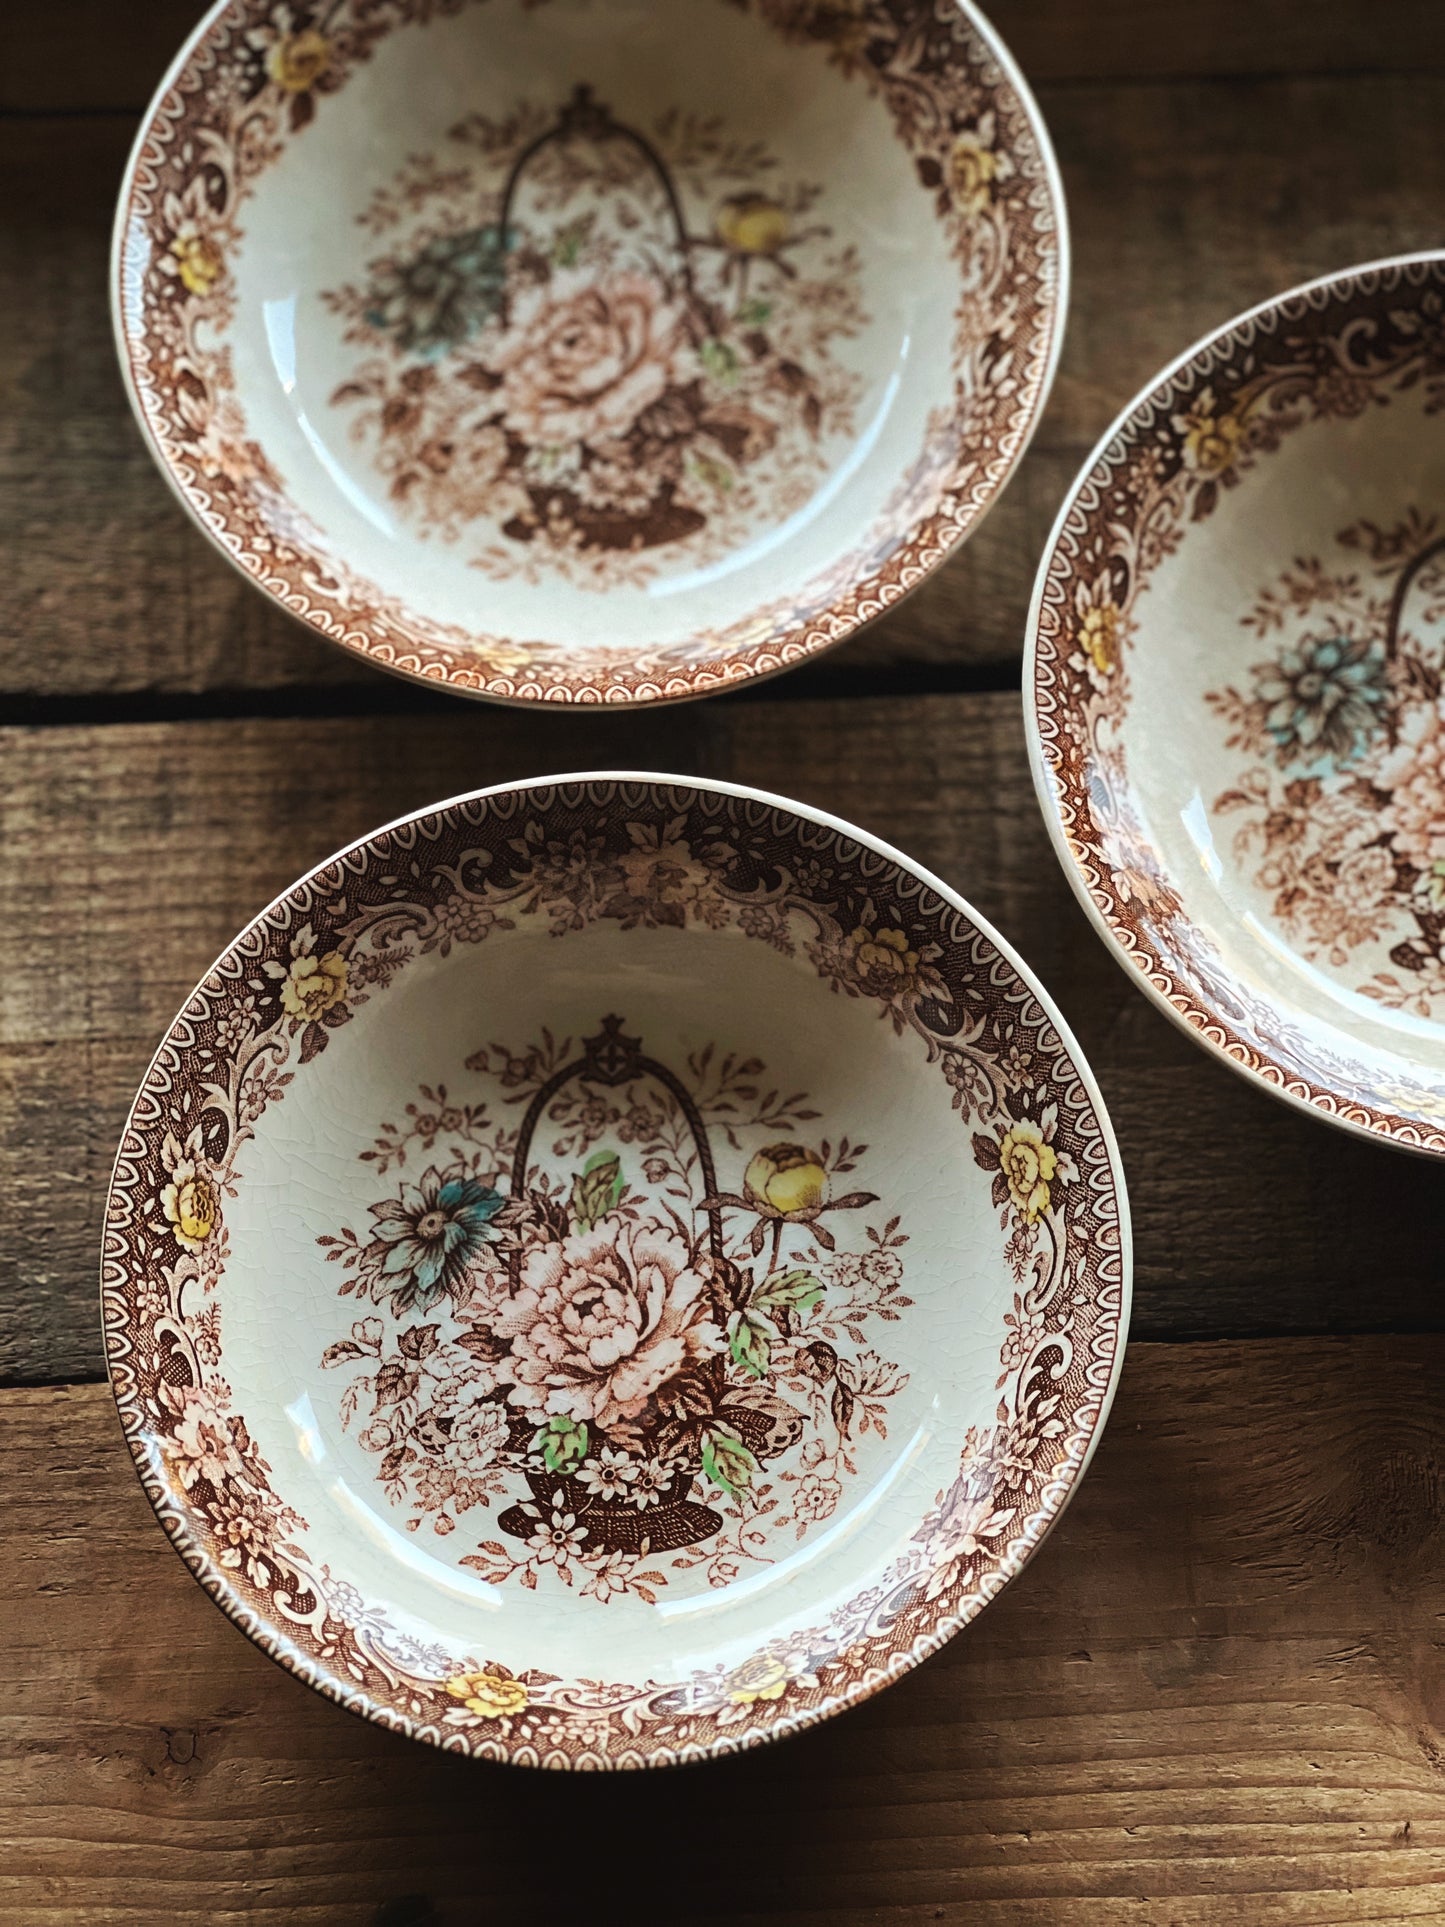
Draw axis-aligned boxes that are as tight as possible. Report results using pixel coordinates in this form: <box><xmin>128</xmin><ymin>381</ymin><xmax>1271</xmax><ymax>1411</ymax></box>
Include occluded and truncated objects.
<box><xmin>103</xmin><ymin>777</ymin><xmax>1129</xmax><ymax>1765</ymax></box>
<box><xmin>1028</xmin><ymin>253</ymin><xmax>1445</xmax><ymax>1154</ymax></box>
<box><xmin>114</xmin><ymin>0</ymin><xmax>1065</xmax><ymax>705</ymax></box>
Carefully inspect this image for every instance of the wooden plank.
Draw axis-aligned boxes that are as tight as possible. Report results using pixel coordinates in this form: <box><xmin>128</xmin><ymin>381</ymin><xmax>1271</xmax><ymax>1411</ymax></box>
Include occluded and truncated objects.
<box><xmin>4</xmin><ymin>71</ymin><xmax>1444</xmax><ymax>699</ymax></box>
<box><xmin>0</xmin><ymin>1339</ymin><xmax>1440</xmax><ymax>1920</ymax></box>
<box><xmin>4</xmin><ymin>697</ymin><xmax>1444</xmax><ymax>1384</ymax></box>
<box><xmin>2</xmin><ymin>0</ymin><xmax>1440</xmax><ymax>115</ymax></box>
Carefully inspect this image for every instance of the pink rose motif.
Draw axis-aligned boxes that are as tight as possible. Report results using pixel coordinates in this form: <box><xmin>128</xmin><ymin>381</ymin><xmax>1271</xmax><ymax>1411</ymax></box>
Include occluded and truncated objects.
<box><xmin>492</xmin><ymin>270</ymin><xmax>690</xmax><ymax>448</ymax></box>
<box><xmin>1378</xmin><ymin>699</ymin><xmax>1445</xmax><ymax>870</ymax></box>
<box><xmin>497</xmin><ymin>1221</ymin><xmax>722</xmax><ymax>1429</ymax></box>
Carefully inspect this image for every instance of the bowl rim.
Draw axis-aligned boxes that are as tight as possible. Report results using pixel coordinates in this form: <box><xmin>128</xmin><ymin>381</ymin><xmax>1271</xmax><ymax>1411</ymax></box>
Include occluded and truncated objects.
<box><xmin>101</xmin><ymin>768</ymin><xmax>1132</xmax><ymax>1766</ymax></box>
<box><xmin>110</xmin><ymin>0</ymin><xmax>1070</xmax><ymax>711</ymax></box>
<box><xmin>1023</xmin><ymin>248</ymin><xmax>1445</xmax><ymax>1158</ymax></box>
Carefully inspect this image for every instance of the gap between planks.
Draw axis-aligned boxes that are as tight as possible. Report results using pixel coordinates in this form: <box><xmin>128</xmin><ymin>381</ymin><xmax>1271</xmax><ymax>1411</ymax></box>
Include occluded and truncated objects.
<box><xmin>4</xmin><ymin>700</ymin><xmax>1445</xmax><ymax>1388</ymax></box>
<box><xmin>0</xmin><ymin>654</ymin><xmax>1024</xmax><ymax>730</ymax></box>
<box><xmin>4</xmin><ymin>72</ymin><xmax>1445</xmax><ymax>698</ymax></box>
<box><xmin>3</xmin><ymin>0</ymin><xmax>1444</xmax><ymax>115</ymax></box>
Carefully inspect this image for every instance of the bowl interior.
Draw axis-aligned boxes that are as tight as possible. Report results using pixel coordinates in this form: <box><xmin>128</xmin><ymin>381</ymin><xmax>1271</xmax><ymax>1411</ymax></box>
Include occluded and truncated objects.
<box><xmin>117</xmin><ymin>0</ymin><xmax>1062</xmax><ymax>700</ymax></box>
<box><xmin>226</xmin><ymin>922</ymin><xmax>991</xmax><ymax>1673</ymax></box>
<box><xmin>1032</xmin><ymin>259</ymin><xmax>1445</xmax><ymax>1147</ymax></box>
<box><xmin>105</xmin><ymin>780</ymin><xmax>1126</xmax><ymax>1764</ymax></box>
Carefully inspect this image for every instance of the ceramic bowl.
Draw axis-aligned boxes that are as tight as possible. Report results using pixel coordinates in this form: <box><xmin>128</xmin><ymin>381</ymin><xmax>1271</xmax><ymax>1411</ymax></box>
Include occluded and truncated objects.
<box><xmin>1027</xmin><ymin>253</ymin><xmax>1445</xmax><ymax>1154</ymax></box>
<box><xmin>103</xmin><ymin>774</ymin><xmax>1128</xmax><ymax>1767</ymax></box>
<box><xmin>113</xmin><ymin>0</ymin><xmax>1065</xmax><ymax>706</ymax></box>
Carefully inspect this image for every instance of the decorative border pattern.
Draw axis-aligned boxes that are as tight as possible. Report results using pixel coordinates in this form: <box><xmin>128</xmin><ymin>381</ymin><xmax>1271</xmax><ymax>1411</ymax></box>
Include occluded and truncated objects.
<box><xmin>113</xmin><ymin>0</ymin><xmax>1064</xmax><ymax>706</ymax></box>
<box><xmin>1028</xmin><ymin>254</ymin><xmax>1445</xmax><ymax>1154</ymax></box>
<box><xmin>102</xmin><ymin>778</ymin><xmax>1128</xmax><ymax>1767</ymax></box>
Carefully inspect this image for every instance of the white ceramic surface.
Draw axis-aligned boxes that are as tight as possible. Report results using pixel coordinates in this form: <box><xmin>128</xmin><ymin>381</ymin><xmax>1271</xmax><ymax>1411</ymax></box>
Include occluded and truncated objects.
<box><xmin>1027</xmin><ymin>253</ymin><xmax>1445</xmax><ymax>1153</ymax></box>
<box><xmin>103</xmin><ymin>774</ymin><xmax>1129</xmax><ymax>1766</ymax></box>
<box><xmin>113</xmin><ymin>0</ymin><xmax>1066</xmax><ymax>703</ymax></box>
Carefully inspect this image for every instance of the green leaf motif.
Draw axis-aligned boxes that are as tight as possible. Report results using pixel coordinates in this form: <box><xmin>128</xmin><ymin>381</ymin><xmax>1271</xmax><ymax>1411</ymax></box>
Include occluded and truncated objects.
<box><xmin>728</xmin><ymin>1310</ymin><xmax>772</xmax><ymax>1379</ymax></box>
<box><xmin>551</xmin><ymin>212</ymin><xmax>595</xmax><ymax>268</ymax></box>
<box><xmin>688</xmin><ymin>451</ymin><xmax>734</xmax><ymax>494</ymax></box>
<box><xmin>736</xmin><ymin>297</ymin><xmax>773</xmax><ymax>327</ymax></box>
<box><xmin>702</xmin><ymin>1428</ymin><xmax>757</xmax><ymax>1496</ymax></box>
<box><xmin>700</xmin><ymin>337</ymin><xmax>741</xmax><ymax>385</ymax></box>
<box><xmin>751</xmin><ymin>1268</ymin><xmax>823</xmax><ymax>1315</ymax></box>
<box><xmin>571</xmin><ymin>1150</ymin><xmax>623</xmax><ymax>1231</ymax></box>
<box><xmin>534</xmin><ymin>1414</ymin><xmax>589</xmax><ymax>1474</ymax></box>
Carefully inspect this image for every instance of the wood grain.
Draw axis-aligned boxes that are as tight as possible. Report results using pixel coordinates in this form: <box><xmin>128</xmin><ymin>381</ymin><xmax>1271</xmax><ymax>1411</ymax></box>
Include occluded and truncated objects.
<box><xmin>3</xmin><ymin>0</ymin><xmax>1440</xmax><ymax>114</ymax></box>
<box><xmin>2</xmin><ymin>5</ymin><xmax>1439</xmax><ymax>1915</ymax></box>
<box><xmin>1</xmin><ymin>1338</ymin><xmax>1440</xmax><ymax>1922</ymax></box>
<box><xmin>4</xmin><ymin>68</ymin><xmax>1443</xmax><ymax>699</ymax></box>
<box><xmin>4</xmin><ymin>696</ymin><xmax>1444</xmax><ymax>1384</ymax></box>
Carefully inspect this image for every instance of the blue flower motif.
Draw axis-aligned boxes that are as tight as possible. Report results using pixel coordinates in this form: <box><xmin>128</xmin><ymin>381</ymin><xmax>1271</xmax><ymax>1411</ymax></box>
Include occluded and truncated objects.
<box><xmin>1256</xmin><ymin>633</ymin><xmax>1389</xmax><ymax>765</ymax></box>
<box><xmin>364</xmin><ymin>225</ymin><xmax>515</xmax><ymax>357</ymax></box>
<box><xmin>368</xmin><ymin>1168</ymin><xmax>504</xmax><ymax>1312</ymax></box>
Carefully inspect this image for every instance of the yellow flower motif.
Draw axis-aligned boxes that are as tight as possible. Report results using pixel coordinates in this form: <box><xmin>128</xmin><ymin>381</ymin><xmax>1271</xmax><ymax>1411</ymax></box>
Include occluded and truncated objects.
<box><xmin>162</xmin><ymin>1160</ymin><xmax>218</xmax><ymax>1249</ymax></box>
<box><xmin>744</xmin><ymin>1142</ymin><xmax>828</xmax><ymax>1217</ymax></box>
<box><xmin>445</xmin><ymin>1671</ymin><xmax>528</xmax><ymax>1719</ymax></box>
<box><xmin>849</xmin><ymin>924</ymin><xmax>919</xmax><ymax>987</ymax></box>
<box><xmin>1078</xmin><ymin>601</ymin><xmax>1120</xmax><ymax>677</ymax></box>
<box><xmin>948</xmin><ymin>133</ymin><xmax>1001</xmax><ymax>217</ymax></box>
<box><xmin>1176</xmin><ymin>387</ymin><xmax>1243</xmax><ymax>476</ymax></box>
<box><xmin>998</xmin><ymin>1121</ymin><xmax>1058</xmax><ymax>1224</ymax></box>
<box><xmin>266</xmin><ymin>28</ymin><xmax>330</xmax><ymax>93</ymax></box>
<box><xmin>726</xmin><ymin>1653</ymin><xmax>790</xmax><ymax>1706</ymax></box>
<box><xmin>715</xmin><ymin>194</ymin><xmax>789</xmax><ymax>257</ymax></box>
<box><xmin>281</xmin><ymin>950</ymin><xmax>347</xmax><ymax>1022</ymax></box>
<box><xmin>169</xmin><ymin>230</ymin><xmax>223</xmax><ymax>297</ymax></box>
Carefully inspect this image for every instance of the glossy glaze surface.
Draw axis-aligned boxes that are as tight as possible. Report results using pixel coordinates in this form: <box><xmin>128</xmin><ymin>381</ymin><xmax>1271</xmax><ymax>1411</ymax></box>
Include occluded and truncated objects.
<box><xmin>103</xmin><ymin>774</ymin><xmax>1129</xmax><ymax>1765</ymax></box>
<box><xmin>1028</xmin><ymin>254</ymin><xmax>1445</xmax><ymax>1152</ymax></box>
<box><xmin>113</xmin><ymin>0</ymin><xmax>1065</xmax><ymax>703</ymax></box>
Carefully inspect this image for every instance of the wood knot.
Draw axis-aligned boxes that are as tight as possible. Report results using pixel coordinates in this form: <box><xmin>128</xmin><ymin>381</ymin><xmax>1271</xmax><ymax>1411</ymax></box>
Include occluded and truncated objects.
<box><xmin>1317</xmin><ymin>1446</ymin><xmax>1440</xmax><ymax>1561</ymax></box>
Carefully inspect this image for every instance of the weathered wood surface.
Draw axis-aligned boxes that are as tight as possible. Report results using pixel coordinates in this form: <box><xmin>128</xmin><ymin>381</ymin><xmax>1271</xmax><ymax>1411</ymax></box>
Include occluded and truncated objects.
<box><xmin>3</xmin><ymin>0</ymin><xmax>1441</xmax><ymax>115</ymax></box>
<box><xmin>2</xmin><ymin>1339</ymin><xmax>1440</xmax><ymax>1922</ymax></box>
<box><xmin>2</xmin><ymin>4</ymin><xmax>1441</xmax><ymax>1914</ymax></box>
<box><xmin>4</xmin><ymin>696</ymin><xmax>1444</xmax><ymax>1384</ymax></box>
<box><xmin>3</xmin><ymin>68</ymin><xmax>1443</xmax><ymax>699</ymax></box>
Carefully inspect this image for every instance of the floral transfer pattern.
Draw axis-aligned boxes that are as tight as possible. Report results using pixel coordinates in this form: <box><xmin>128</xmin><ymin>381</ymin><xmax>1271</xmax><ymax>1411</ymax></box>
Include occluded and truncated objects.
<box><xmin>1031</xmin><ymin>256</ymin><xmax>1445</xmax><ymax>1149</ymax></box>
<box><xmin>115</xmin><ymin>0</ymin><xmax>1062</xmax><ymax>702</ymax></box>
<box><xmin>319</xmin><ymin>1019</ymin><xmax>910</xmax><ymax>1599</ymax></box>
<box><xmin>103</xmin><ymin>781</ymin><xmax>1126</xmax><ymax>1766</ymax></box>
<box><xmin>1207</xmin><ymin>513</ymin><xmax>1445</xmax><ymax>1015</ymax></box>
<box><xmin>324</xmin><ymin>87</ymin><xmax>867</xmax><ymax>586</ymax></box>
